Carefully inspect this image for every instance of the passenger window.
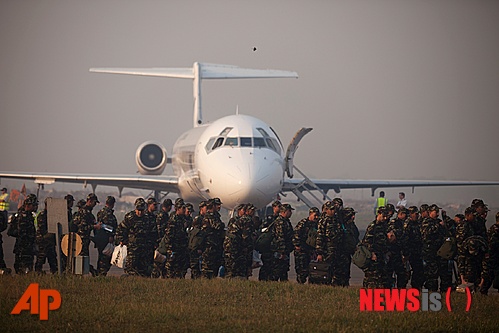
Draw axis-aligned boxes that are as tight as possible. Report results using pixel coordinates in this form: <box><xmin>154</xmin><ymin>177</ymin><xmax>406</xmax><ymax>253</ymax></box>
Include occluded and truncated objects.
<box><xmin>253</xmin><ymin>137</ymin><xmax>266</xmax><ymax>148</ymax></box>
<box><xmin>225</xmin><ymin>137</ymin><xmax>238</xmax><ymax>147</ymax></box>
<box><xmin>240</xmin><ymin>137</ymin><xmax>252</xmax><ymax>147</ymax></box>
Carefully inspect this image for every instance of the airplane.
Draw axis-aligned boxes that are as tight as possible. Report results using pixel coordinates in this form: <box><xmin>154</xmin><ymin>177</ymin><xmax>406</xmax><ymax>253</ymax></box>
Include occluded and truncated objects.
<box><xmin>1</xmin><ymin>62</ymin><xmax>499</xmax><ymax>210</ymax></box>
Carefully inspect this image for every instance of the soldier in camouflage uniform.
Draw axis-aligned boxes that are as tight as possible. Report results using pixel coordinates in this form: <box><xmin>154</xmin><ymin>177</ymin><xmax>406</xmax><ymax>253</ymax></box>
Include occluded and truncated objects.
<box><xmin>269</xmin><ymin>203</ymin><xmax>294</xmax><ymax>281</ymax></box>
<box><xmin>403</xmin><ymin>206</ymin><xmax>425</xmax><ymax>289</ymax></box>
<box><xmin>64</xmin><ymin>194</ymin><xmax>76</xmax><ymax>233</ymax></box>
<box><xmin>293</xmin><ymin>207</ymin><xmax>319</xmax><ymax>284</ymax></box>
<box><xmin>421</xmin><ymin>204</ymin><xmax>452</xmax><ymax>292</ymax></box>
<box><xmin>34</xmin><ymin>197</ymin><xmax>58</xmax><ymax>274</ymax></box>
<box><xmin>151</xmin><ymin>199</ymin><xmax>173</xmax><ymax>278</ymax></box>
<box><xmin>188</xmin><ymin>201</ymin><xmax>207</xmax><ymax>279</ymax></box>
<box><xmin>361</xmin><ymin>206</ymin><xmax>390</xmax><ymax>288</ymax></box>
<box><xmin>184</xmin><ymin>203</ymin><xmax>194</xmax><ymax>229</ymax></box>
<box><xmin>201</xmin><ymin>199</ymin><xmax>225</xmax><ymax>278</ymax></box>
<box><xmin>339</xmin><ymin>207</ymin><xmax>360</xmax><ymax>287</ymax></box>
<box><xmin>116</xmin><ymin>198</ymin><xmax>158</xmax><ymax>277</ymax></box>
<box><xmin>145</xmin><ymin>197</ymin><xmax>159</xmax><ymax>225</ymax></box>
<box><xmin>471</xmin><ymin>199</ymin><xmax>490</xmax><ymax>293</ymax></box>
<box><xmin>94</xmin><ymin>196</ymin><xmax>118</xmax><ymax>276</ymax></box>
<box><xmin>386</xmin><ymin>207</ymin><xmax>409</xmax><ymax>288</ymax></box>
<box><xmin>480</xmin><ymin>212</ymin><xmax>499</xmax><ymax>294</ymax></box>
<box><xmin>224</xmin><ymin>204</ymin><xmax>254</xmax><ymax>279</ymax></box>
<box><xmin>258</xmin><ymin>200</ymin><xmax>281</xmax><ymax>281</ymax></box>
<box><xmin>12</xmin><ymin>195</ymin><xmax>38</xmax><ymax>274</ymax></box>
<box><xmin>162</xmin><ymin>200</ymin><xmax>189</xmax><ymax>278</ymax></box>
<box><xmin>73</xmin><ymin>193</ymin><xmax>101</xmax><ymax>258</ymax></box>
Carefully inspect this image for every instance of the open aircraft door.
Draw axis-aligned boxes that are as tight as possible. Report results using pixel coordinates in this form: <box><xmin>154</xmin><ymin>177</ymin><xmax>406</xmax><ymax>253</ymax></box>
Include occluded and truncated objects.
<box><xmin>285</xmin><ymin>127</ymin><xmax>312</xmax><ymax>178</ymax></box>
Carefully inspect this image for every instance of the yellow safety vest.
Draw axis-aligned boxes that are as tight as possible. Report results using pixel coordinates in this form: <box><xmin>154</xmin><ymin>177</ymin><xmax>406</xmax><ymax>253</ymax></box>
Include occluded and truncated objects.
<box><xmin>0</xmin><ymin>193</ymin><xmax>9</xmax><ymax>211</ymax></box>
<box><xmin>376</xmin><ymin>197</ymin><xmax>387</xmax><ymax>209</ymax></box>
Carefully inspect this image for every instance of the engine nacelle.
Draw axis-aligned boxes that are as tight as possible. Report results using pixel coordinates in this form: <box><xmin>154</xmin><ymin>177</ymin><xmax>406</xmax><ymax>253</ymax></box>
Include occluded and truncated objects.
<box><xmin>135</xmin><ymin>141</ymin><xmax>168</xmax><ymax>175</ymax></box>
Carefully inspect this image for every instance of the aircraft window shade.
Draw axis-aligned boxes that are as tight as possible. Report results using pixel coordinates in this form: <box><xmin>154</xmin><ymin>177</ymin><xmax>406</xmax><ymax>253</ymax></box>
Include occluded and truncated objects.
<box><xmin>225</xmin><ymin>137</ymin><xmax>238</xmax><ymax>147</ymax></box>
<box><xmin>205</xmin><ymin>138</ymin><xmax>216</xmax><ymax>153</ymax></box>
<box><xmin>240</xmin><ymin>137</ymin><xmax>252</xmax><ymax>147</ymax></box>
<box><xmin>219</xmin><ymin>127</ymin><xmax>233</xmax><ymax>136</ymax></box>
<box><xmin>212</xmin><ymin>137</ymin><xmax>224</xmax><ymax>150</ymax></box>
<box><xmin>253</xmin><ymin>137</ymin><xmax>266</xmax><ymax>148</ymax></box>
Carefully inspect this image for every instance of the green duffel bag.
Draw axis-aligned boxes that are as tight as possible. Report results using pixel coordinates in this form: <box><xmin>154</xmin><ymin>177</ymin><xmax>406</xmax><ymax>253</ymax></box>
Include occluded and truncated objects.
<box><xmin>352</xmin><ymin>244</ymin><xmax>372</xmax><ymax>269</ymax></box>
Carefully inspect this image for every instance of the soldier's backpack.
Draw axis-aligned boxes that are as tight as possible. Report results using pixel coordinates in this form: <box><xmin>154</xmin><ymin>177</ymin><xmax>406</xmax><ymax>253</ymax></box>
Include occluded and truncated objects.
<box><xmin>437</xmin><ymin>237</ymin><xmax>457</xmax><ymax>259</ymax></box>
<box><xmin>305</xmin><ymin>228</ymin><xmax>317</xmax><ymax>248</ymax></box>
<box><xmin>188</xmin><ymin>227</ymin><xmax>205</xmax><ymax>251</ymax></box>
<box><xmin>352</xmin><ymin>244</ymin><xmax>372</xmax><ymax>269</ymax></box>
<box><xmin>308</xmin><ymin>261</ymin><xmax>332</xmax><ymax>284</ymax></box>
<box><xmin>254</xmin><ymin>221</ymin><xmax>275</xmax><ymax>253</ymax></box>
<box><xmin>341</xmin><ymin>224</ymin><xmax>359</xmax><ymax>255</ymax></box>
<box><xmin>7</xmin><ymin>213</ymin><xmax>19</xmax><ymax>237</ymax></box>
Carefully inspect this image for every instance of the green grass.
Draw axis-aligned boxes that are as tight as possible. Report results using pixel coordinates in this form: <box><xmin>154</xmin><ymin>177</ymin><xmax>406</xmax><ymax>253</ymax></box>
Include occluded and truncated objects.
<box><xmin>1</xmin><ymin>275</ymin><xmax>498</xmax><ymax>332</ymax></box>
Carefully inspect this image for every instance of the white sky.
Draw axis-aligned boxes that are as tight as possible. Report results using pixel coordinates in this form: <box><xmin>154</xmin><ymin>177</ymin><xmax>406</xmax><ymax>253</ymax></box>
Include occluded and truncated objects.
<box><xmin>1</xmin><ymin>0</ymin><xmax>498</xmax><ymax>207</ymax></box>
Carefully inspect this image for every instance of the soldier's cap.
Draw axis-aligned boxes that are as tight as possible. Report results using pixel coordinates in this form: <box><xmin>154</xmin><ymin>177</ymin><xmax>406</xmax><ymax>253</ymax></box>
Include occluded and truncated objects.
<box><xmin>24</xmin><ymin>195</ymin><xmax>38</xmax><ymax>205</ymax></box>
<box><xmin>76</xmin><ymin>199</ymin><xmax>86</xmax><ymax>208</ymax></box>
<box><xmin>212</xmin><ymin>197</ymin><xmax>223</xmax><ymax>205</ymax></box>
<box><xmin>407</xmin><ymin>206</ymin><xmax>419</xmax><ymax>214</ymax></box>
<box><xmin>198</xmin><ymin>200</ymin><xmax>207</xmax><ymax>208</ymax></box>
<box><xmin>496</xmin><ymin>212</ymin><xmax>499</xmax><ymax>221</ymax></box>
<box><xmin>162</xmin><ymin>199</ymin><xmax>173</xmax><ymax>207</ymax></box>
<box><xmin>332</xmin><ymin>198</ymin><xmax>343</xmax><ymax>207</ymax></box>
<box><xmin>1</xmin><ymin>187</ymin><xmax>7</xmax><ymax>191</ymax></box>
<box><xmin>174</xmin><ymin>198</ymin><xmax>184</xmax><ymax>206</ymax></box>
<box><xmin>420</xmin><ymin>204</ymin><xmax>430</xmax><ymax>212</ymax></box>
<box><xmin>397</xmin><ymin>207</ymin><xmax>408</xmax><ymax>214</ymax></box>
<box><xmin>465</xmin><ymin>207</ymin><xmax>474</xmax><ymax>215</ymax></box>
<box><xmin>135</xmin><ymin>202</ymin><xmax>146</xmax><ymax>210</ymax></box>
<box><xmin>146</xmin><ymin>197</ymin><xmax>158</xmax><ymax>205</ymax></box>
<box><xmin>245</xmin><ymin>203</ymin><xmax>256</xmax><ymax>211</ymax></box>
<box><xmin>471</xmin><ymin>199</ymin><xmax>487</xmax><ymax>208</ymax></box>
<box><xmin>106</xmin><ymin>196</ymin><xmax>116</xmax><ymax>204</ymax></box>
<box><xmin>429</xmin><ymin>204</ymin><xmax>442</xmax><ymax>212</ymax></box>
<box><xmin>185</xmin><ymin>203</ymin><xmax>194</xmax><ymax>211</ymax></box>
<box><xmin>64</xmin><ymin>194</ymin><xmax>75</xmax><ymax>202</ymax></box>
<box><xmin>323</xmin><ymin>201</ymin><xmax>336</xmax><ymax>210</ymax></box>
<box><xmin>235</xmin><ymin>203</ymin><xmax>245</xmax><ymax>211</ymax></box>
<box><xmin>343</xmin><ymin>207</ymin><xmax>356</xmax><ymax>216</ymax></box>
<box><xmin>87</xmin><ymin>193</ymin><xmax>99</xmax><ymax>203</ymax></box>
<box><xmin>271</xmin><ymin>200</ymin><xmax>282</xmax><ymax>207</ymax></box>
<box><xmin>377</xmin><ymin>206</ymin><xmax>387</xmax><ymax>215</ymax></box>
<box><xmin>309</xmin><ymin>207</ymin><xmax>320</xmax><ymax>215</ymax></box>
<box><xmin>280</xmin><ymin>203</ymin><xmax>294</xmax><ymax>212</ymax></box>
<box><xmin>386</xmin><ymin>203</ymin><xmax>395</xmax><ymax>212</ymax></box>
<box><xmin>134</xmin><ymin>198</ymin><xmax>145</xmax><ymax>206</ymax></box>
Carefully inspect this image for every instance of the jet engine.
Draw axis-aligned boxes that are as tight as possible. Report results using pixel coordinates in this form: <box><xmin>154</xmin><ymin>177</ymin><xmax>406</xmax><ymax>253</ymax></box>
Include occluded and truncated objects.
<box><xmin>135</xmin><ymin>141</ymin><xmax>168</xmax><ymax>175</ymax></box>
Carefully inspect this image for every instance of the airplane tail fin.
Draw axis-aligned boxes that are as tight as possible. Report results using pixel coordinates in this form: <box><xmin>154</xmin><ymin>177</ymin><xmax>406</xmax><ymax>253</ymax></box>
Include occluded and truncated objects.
<box><xmin>90</xmin><ymin>62</ymin><xmax>298</xmax><ymax>127</ymax></box>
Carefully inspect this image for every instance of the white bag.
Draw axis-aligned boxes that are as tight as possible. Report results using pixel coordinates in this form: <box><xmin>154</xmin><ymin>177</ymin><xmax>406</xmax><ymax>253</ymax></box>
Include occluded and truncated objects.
<box><xmin>154</xmin><ymin>250</ymin><xmax>167</xmax><ymax>264</ymax></box>
<box><xmin>102</xmin><ymin>243</ymin><xmax>115</xmax><ymax>257</ymax></box>
<box><xmin>111</xmin><ymin>244</ymin><xmax>127</xmax><ymax>268</ymax></box>
<box><xmin>251</xmin><ymin>250</ymin><xmax>263</xmax><ymax>269</ymax></box>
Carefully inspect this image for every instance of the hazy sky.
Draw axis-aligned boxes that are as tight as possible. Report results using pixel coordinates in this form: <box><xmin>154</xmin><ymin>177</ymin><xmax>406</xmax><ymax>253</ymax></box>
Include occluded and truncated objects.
<box><xmin>1</xmin><ymin>1</ymin><xmax>498</xmax><ymax>206</ymax></box>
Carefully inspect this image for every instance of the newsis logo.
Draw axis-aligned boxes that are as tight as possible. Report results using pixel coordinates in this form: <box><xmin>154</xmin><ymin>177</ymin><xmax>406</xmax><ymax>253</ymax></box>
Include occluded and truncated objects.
<box><xmin>360</xmin><ymin>288</ymin><xmax>472</xmax><ymax>312</ymax></box>
<box><xmin>11</xmin><ymin>283</ymin><xmax>62</xmax><ymax>320</ymax></box>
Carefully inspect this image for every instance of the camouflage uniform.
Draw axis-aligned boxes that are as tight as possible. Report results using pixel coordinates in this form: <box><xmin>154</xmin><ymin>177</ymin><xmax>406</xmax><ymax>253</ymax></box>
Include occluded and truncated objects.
<box><xmin>362</xmin><ymin>209</ymin><xmax>389</xmax><ymax>288</ymax></box>
<box><xmin>151</xmin><ymin>200</ymin><xmax>172</xmax><ymax>278</ymax></box>
<box><xmin>386</xmin><ymin>210</ymin><xmax>409</xmax><ymax>288</ymax></box>
<box><xmin>94</xmin><ymin>197</ymin><xmax>118</xmax><ymax>276</ymax></box>
<box><xmin>269</xmin><ymin>204</ymin><xmax>294</xmax><ymax>281</ymax></box>
<box><xmin>162</xmin><ymin>210</ymin><xmax>189</xmax><ymax>278</ymax></box>
<box><xmin>339</xmin><ymin>207</ymin><xmax>360</xmax><ymax>287</ymax></box>
<box><xmin>224</xmin><ymin>214</ymin><xmax>253</xmax><ymax>279</ymax></box>
<box><xmin>421</xmin><ymin>205</ymin><xmax>452</xmax><ymax>292</ymax></box>
<box><xmin>403</xmin><ymin>207</ymin><xmax>425</xmax><ymax>289</ymax></box>
<box><xmin>115</xmin><ymin>199</ymin><xmax>158</xmax><ymax>277</ymax></box>
<box><xmin>12</xmin><ymin>196</ymin><xmax>38</xmax><ymax>274</ymax></box>
<box><xmin>73</xmin><ymin>194</ymin><xmax>99</xmax><ymax>257</ymax></box>
<box><xmin>480</xmin><ymin>213</ymin><xmax>499</xmax><ymax>294</ymax></box>
<box><xmin>201</xmin><ymin>207</ymin><xmax>225</xmax><ymax>279</ymax></box>
<box><xmin>34</xmin><ymin>206</ymin><xmax>58</xmax><ymax>273</ymax></box>
<box><xmin>258</xmin><ymin>208</ymin><xmax>280</xmax><ymax>281</ymax></box>
<box><xmin>0</xmin><ymin>210</ymin><xmax>7</xmax><ymax>271</ymax></box>
<box><xmin>293</xmin><ymin>208</ymin><xmax>319</xmax><ymax>284</ymax></box>
<box><xmin>188</xmin><ymin>211</ymin><xmax>205</xmax><ymax>279</ymax></box>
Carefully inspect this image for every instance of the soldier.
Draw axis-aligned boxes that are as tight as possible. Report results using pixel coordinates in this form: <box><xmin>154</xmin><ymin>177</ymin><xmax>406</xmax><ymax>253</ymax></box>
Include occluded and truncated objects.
<box><xmin>224</xmin><ymin>203</ymin><xmax>254</xmax><ymax>279</ymax></box>
<box><xmin>162</xmin><ymin>200</ymin><xmax>189</xmax><ymax>278</ymax></box>
<box><xmin>34</xmin><ymin>197</ymin><xmax>58</xmax><ymax>274</ymax></box>
<box><xmin>116</xmin><ymin>198</ymin><xmax>158</xmax><ymax>277</ymax></box>
<box><xmin>12</xmin><ymin>195</ymin><xmax>38</xmax><ymax>274</ymax></box>
<box><xmin>64</xmin><ymin>194</ymin><xmax>76</xmax><ymax>232</ymax></box>
<box><xmin>269</xmin><ymin>203</ymin><xmax>294</xmax><ymax>281</ymax></box>
<box><xmin>480</xmin><ymin>212</ymin><xmax>499</xmax><ymax>294</ymax></box>
<box><xmin>94</xmin><ymin>196</ymin><xmax>118</xmax><ymax>276</ymax></box>
<box><xmin>201</xmin><ymin>199</ymin><xmax>225</xmax><ymax>278</ymax></box>
<box><xmin>404</xmin><ymin>206</ymin><xmax>425</xmax><ymax>289</ymax></box>
<box><xmin>362</xmin><ymin>206</ymin><xmax>393</xmax><ymax>288</ymax></box>
<box><xmin>188</xmin><ymin>201</ymin><xmax>207</xmax><ymax>279</ymax></box>
<box><xmin>152</xmin><ymin>198</ymin><xmax>173</xmax><ymax>278</ymax></box>
<box><xmin>293</xmin><ymin>207</ymin><xmax>319</xmax><ymax>284</ymax></box>
<box><xmin>339</xmin><ymin>207</ymin><xmax>360</xmax><ymax>286</ymax></box>
<box><xmin>386</xmin><ymin>207</ymin><xmax>409</xmax><ymax>288</ymax></box>
<box><xmin>145</xmin><ymin>197</ymin><xmax>159</xmax><ymax>222</ymax></box>
<box><xmin>258</xmin><ymin>200</ymin><xmax>281</xmax><ymax>281</ymax></box>
<box><xmin>0</xmin><ymin>205</ymin><xmax>8</xmax><ymax>274</ymax></box>
<box><xmin>421</xmin><ymin>204</ymin><xmax>452</xmax><ymax>292</ymax></box>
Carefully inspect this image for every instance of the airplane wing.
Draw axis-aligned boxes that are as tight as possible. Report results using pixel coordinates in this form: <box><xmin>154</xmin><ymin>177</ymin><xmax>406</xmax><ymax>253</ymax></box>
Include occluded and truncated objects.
<box><xmin>0</xmin><ymin>172</ymin><xmax>179</xmax><ymax>194</ymax></box>
<box><xmin>283</xmin><ymin>178</ymin><xmax>499</xmax><ymax>198</ymax></box>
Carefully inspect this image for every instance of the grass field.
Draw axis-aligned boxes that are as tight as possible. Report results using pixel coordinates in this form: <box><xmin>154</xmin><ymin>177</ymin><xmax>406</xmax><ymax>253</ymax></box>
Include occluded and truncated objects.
<box><xmin>1</xmin><ymin>275</ymin><xmax>498</xmax><ymax>332</ymax></box>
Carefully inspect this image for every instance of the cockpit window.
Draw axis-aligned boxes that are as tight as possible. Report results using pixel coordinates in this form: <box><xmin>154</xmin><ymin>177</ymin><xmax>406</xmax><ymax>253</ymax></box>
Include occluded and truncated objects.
<box><xmin>212</xmin><ymin>137</ymin><xmax>224</xmax><ymax>150</ymax></box>
<box><xmin>253</xmin><ymin>137</ymin><xmax>266</xmax><ymax>148</ymax></box>
<box><xmin>240</xmin><ymin>137</ymin><xmax>252</xmax><ymax>147</ymax></box>
<box><xmin>225</xmin><ymin>137</ymin><xmax>238</xmax><ymax>147</ymax></box>
<box><xmin>219</xmin><ymin>127</ymin><xmax>233</xmax><ymax>136</ymax></box>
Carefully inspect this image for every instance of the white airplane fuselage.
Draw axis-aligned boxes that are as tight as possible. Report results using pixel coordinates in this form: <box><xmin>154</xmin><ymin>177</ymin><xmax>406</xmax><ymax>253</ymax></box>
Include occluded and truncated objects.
<box><xmin>172</xmin><ymin>114</ymin><xmax>285</xmax><ymax>209</ymax></box>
